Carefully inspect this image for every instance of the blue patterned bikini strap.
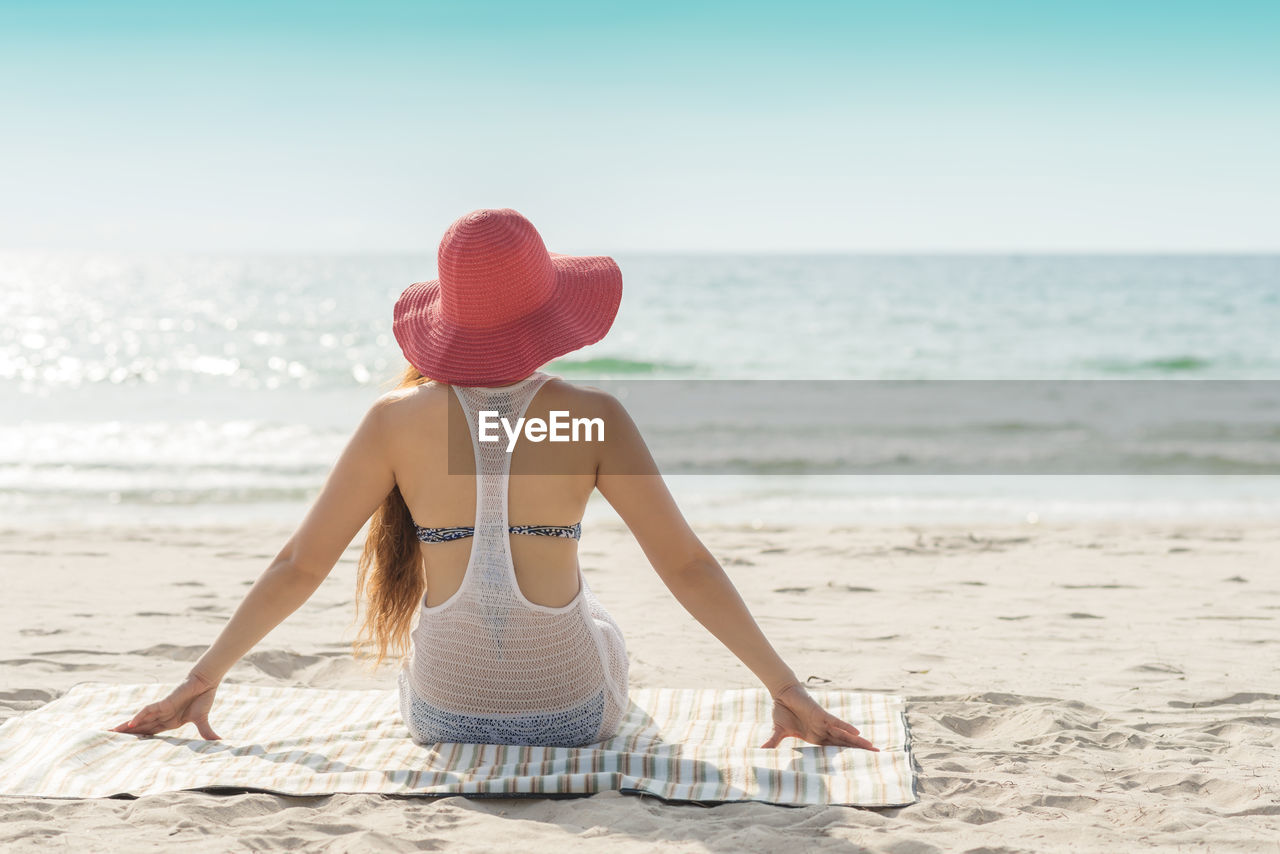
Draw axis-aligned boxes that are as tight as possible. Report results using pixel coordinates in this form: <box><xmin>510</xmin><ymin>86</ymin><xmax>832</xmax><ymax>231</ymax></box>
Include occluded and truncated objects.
<box><xmin>414</xmin><ymin>522</ymin><xmax>582</xmax><ymax>543</ymax></box>
<box><xmin>413</xmin><ymin>525</ymin><xmax>476</xmax><ymax>544</ymax></box>
<box><xmin>508</xmin><ymin>522</ymin><xmax>582</xmax><ymax>539</ymax></box>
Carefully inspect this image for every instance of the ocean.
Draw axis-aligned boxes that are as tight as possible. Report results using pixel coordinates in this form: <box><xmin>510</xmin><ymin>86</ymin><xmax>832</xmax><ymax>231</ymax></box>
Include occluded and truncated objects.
<box><xmin>2</xmin><ymin>251</ymin><xmax>1278</xmax><ymax>528</ymax></box>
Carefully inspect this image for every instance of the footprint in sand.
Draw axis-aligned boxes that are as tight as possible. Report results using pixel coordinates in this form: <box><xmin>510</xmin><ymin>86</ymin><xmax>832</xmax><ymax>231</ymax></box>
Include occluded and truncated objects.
<box><xmin>242</xmin><ymin>649</ymin><xmax>343</xmax><ymax>678</ymax></box>
<box><xmin>127</xmin><ymin>644</ymin><xmax>206</xmax><ymax>661</ymax></box>
<box><xmin>0</xmin><ymin>658</ymin><xmax>97</xmax><ymax>671</ymax></box>
<box><xmin>0</xmin><ymin>688</ymin><xmax>57</xmax><ymax>703</ymax></box>
<box><xmin>1129</xmin><ymin>663</ymin><xmax>1185</xmax><ymax>675</ymax></box>
<box><xmin>1168</xmin><ymin>692</ymin><xmax>1280</xmax><ymax>709</ymax></box>
<box><xmin>1192</xmin><ymin>615</ymin><xmax>1272</xmax><ymax>621</ymax></box>
<box><xmin>1059</xmin><ymin>584</ymin><xmax>1136</xmax><ymax>590</ymax></box>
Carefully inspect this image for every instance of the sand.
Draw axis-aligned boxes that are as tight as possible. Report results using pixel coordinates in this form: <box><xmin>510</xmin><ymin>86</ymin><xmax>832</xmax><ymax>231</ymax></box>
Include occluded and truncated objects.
<box><xmin>2</xmin><ymin>518</ymin><xmax>1278</xmax><ymax>852</ymax></box>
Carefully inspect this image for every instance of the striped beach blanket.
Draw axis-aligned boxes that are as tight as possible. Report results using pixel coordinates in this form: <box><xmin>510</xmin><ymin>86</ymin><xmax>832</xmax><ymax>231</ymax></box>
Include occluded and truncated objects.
<box><xmin>0</xmin><ymin>682</ymin><xmax>916</xmax><ymax>807</ymax></box>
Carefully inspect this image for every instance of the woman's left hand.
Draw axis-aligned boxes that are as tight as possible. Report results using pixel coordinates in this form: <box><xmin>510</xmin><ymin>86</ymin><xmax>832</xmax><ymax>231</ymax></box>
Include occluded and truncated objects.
<box><xmin>110</xmin><ymin>673</ymin><xmax>222</xmax><ymax>740</ymax></box>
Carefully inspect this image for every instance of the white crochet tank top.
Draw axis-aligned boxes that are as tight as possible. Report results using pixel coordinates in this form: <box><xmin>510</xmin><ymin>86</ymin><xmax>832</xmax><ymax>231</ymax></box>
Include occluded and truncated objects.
<box><xmin>398</xmin><ymin>372</ymin><xmax>630</xmax><ymax>747</ymax></box>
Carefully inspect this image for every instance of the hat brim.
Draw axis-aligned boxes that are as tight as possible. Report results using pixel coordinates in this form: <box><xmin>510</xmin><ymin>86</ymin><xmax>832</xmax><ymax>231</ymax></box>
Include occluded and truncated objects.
<box><xmin>393</xmin><ymin>252</ymin><xmax>622</xmax><ymax>386</ymax></box>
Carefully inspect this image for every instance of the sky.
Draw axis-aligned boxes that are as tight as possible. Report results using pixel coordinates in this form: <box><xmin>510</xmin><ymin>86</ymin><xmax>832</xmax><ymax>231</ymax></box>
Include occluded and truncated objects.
<box><xmin>1</xmin><ymin>0</ymin><xmax>1277</xmax><ymax>253</ymax></box>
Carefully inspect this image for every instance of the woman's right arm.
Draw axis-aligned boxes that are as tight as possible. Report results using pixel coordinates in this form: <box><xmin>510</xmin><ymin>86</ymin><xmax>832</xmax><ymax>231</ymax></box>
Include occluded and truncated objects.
<box><xmin>592</xmin><ymin>392</ymin><xmax>878</xmax><ymax>751</ymax></box>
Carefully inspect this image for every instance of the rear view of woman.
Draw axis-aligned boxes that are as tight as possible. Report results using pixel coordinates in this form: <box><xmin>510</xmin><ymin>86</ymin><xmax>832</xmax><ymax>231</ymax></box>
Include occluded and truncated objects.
<box><xmin>113</xmin><ymin>208</ymin><xmax>878</xmax><ymax>753</ymax></box>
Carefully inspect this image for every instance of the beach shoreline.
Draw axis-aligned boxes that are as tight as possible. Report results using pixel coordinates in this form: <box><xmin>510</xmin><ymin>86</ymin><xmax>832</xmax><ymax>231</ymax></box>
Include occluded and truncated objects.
<box><xmin>3</xmin><ymin>517</ymin><xmax>1277</xmax><ymax>850</ymax></box>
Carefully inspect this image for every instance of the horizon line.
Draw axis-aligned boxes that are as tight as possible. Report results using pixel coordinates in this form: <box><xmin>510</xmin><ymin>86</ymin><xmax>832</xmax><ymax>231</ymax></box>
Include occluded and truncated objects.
<box><xmin>3</xmin><ymin>246</ymin><xmax>1280</xmax><ymax>258</ymax></box>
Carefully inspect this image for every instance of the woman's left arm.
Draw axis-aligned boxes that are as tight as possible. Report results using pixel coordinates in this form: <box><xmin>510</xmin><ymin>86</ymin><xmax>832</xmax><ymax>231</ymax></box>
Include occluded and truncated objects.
<box><xmin>112</xmin><ymin>395</ymin><xmax>398</xmax><ymax>738</ymax></box>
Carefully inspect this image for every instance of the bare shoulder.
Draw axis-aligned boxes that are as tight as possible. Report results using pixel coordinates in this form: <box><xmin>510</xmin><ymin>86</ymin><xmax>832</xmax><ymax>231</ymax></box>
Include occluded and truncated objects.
<box><xmin>539</xmin><ymin>378</ymin><xmax>628</xmax><ymax>420</ymax></box>
<box><xmin>541</xmin><ymin>379</ymin><xmax>653</xmax><ymax>475</ymax></box>
<box><xmin>369</xmin><ymin>380</ymin><xmax>452</xmax><ymax>436</ymax></box>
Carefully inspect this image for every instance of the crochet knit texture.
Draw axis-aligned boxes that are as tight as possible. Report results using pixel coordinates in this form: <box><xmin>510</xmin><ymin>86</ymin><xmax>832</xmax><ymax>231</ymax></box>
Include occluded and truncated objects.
<box><xmin>398</xmin><ymin>372</ymin><xmax>630</xmax><ymax>746</ymax></box>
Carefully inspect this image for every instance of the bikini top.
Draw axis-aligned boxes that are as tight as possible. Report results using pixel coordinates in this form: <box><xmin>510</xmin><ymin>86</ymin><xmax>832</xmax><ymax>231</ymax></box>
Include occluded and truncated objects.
<box><xmin>413</xmin><ymin>521</ymin><xmax>582</xmax><ymax>544</ymax></box>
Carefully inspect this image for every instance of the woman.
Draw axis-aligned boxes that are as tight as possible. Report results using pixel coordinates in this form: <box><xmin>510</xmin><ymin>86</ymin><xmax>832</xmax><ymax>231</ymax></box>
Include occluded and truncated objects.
<box><xmin>112</xmin><ymin>208</ymin><xmax>878</xmax><ymax>752</ymax></box>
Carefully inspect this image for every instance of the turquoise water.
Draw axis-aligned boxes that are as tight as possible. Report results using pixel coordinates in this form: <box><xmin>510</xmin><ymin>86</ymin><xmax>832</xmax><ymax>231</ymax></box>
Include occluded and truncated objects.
<box><xmin>1</xmin><ymin>251</ymin><xmax>1278</xmax><ymax>526</ymax></box>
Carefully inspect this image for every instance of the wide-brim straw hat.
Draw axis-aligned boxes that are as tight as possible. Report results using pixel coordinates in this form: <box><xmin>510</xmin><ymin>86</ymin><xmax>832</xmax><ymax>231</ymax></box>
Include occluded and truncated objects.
<box><xmin>393</xmin><ymin>208</ymin><xmax>622</xmax><ymax>386</ymax></box>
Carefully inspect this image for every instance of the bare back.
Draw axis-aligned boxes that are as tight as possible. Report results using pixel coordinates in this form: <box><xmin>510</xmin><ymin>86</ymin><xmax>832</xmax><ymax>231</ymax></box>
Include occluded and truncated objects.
<box><xmin>381</xmin><ymin>377</ymin><xmax>611</xmax><ymax>609</ymax></box>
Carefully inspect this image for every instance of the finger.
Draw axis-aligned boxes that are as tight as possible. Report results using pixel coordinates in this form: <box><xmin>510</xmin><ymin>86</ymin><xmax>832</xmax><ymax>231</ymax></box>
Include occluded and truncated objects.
<box><xmin>760</xmin><ymin>728</ymin><xmax>787</xmax><ymax>749</ymax></box>
<box><xmin>124</xmin><ymin>713</ymin><xmax>157</xmax><ymax>732</ymax></box>
<box><xmin>832</xmin><ymin>719</ymin><xmax>863</xmax><ymax>737</ymax></box>
<box><xmin>806</xmin><ymin>724</ymin><xmax>873</xmax><ymax>751</ymax></box>
<box><xmin>194</xmin><ymin>716</ymin><xmax>221</xmax><ymax>741</ymax></box>
<box><xmin>844</xmin><ymin>732</ymin><xmax>880</xmax><ymax>752</ymax></box>
<box><xmin>119</xmin><ymin>712</ymin><xmax>149</xmax><ymax>730</ymax></box>
<box><xmin>126</xmin><ymin>704</ymin><xmax>163</xmax><ymax>727</ymax></box>
<box><xmin>128</xmin><ymin>711</ymin><xmax>177</xmax><ymax>735</ymax></box>
<box><xmin>112</xmin><ymin>715</ymin><xmax>158</xmax><ymax>734</ymax></box>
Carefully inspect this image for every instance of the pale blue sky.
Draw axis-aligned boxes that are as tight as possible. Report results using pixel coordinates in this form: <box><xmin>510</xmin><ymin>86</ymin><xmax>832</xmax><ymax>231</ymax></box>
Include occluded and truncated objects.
<box><xmin>1</xmin><ymin>0</ymin><xmax>1277</xmax><ymax>252</ymax></box>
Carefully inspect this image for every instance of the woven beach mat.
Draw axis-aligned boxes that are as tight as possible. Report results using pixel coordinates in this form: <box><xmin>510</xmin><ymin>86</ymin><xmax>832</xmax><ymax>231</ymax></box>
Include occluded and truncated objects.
<box><xmin>0</xmin><ymin>682</ymin><xmax>916</xmax><ymax>807</ymax></box>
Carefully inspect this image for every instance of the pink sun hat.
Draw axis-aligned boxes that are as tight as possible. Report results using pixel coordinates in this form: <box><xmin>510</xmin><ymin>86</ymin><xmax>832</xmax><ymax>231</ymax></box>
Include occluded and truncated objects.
<box><xmin>392</xmin><ymin>208</ymin><xmax>623</xmax><ymax>386</ymax></box>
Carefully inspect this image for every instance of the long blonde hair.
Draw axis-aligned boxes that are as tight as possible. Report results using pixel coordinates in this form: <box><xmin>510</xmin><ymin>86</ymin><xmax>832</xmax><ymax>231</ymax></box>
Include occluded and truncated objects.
<box><xmin>352</xmin><ymin>363</ymin><xmax>432</xmax><ymax>667</ymax></box>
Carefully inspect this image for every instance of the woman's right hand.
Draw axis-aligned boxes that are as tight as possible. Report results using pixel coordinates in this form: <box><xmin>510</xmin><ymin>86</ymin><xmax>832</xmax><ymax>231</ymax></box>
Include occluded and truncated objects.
<box><xmin>110</xmin><ymin>673</ymin><xmax>222</xmax><ymax>740</ymax></box>
<box><xmin>761</xmin><ymin>683</ymin><xmax>880</xmax><ymax>751</ymax></box>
